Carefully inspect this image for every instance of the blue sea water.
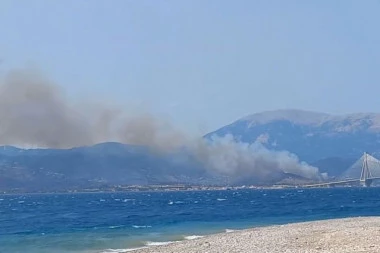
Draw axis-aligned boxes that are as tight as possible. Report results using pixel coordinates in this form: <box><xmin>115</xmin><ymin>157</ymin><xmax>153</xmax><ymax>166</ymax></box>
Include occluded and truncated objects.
<box><xmin>1</xmin><ymin>188</ymin><xmax>380</xmax><ymax>253</ymax></box>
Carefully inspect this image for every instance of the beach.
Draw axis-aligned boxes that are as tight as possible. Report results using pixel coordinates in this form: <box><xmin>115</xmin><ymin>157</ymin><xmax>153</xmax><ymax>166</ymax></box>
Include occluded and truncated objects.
<box><xmin>132</xmin><ymin>217</ymin><xmax>380</xmax><ymax>253</ymax></box>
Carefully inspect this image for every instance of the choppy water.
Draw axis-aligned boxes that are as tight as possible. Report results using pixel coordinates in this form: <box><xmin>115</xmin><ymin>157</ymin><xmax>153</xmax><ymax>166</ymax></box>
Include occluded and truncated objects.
<box><xmin>1</xmin><ymin>188</ymin><xmax>380</xmax><ymax>253</ymax></box>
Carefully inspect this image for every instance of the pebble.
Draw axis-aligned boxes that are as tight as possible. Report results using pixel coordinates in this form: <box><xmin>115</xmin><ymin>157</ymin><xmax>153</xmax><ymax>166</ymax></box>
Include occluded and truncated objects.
<box><xmin>132</xmin><ymin>217</ymin><xmax>380</xmax><ymax>253</ymax></box>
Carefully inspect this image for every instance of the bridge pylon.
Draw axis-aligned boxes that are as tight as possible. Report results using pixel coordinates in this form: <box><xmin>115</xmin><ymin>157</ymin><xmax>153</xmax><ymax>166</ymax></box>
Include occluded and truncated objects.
<box><xmin>360</xmin><ymin>152</ymin><xmax>373</xmax><ymax>187</ymax></box>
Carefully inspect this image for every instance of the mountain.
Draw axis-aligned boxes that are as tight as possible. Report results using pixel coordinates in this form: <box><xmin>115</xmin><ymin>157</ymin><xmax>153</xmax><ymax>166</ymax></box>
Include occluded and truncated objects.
<box><xmin>310</xmin><ymin>157</ymin><xmax>357</xmax><ymax>178</ymax></box>
<box><xmin>2</xmin><ymin>109</ymin><xmax>379</xmax><ymax>192</ymax></box>
<box><xmin>0</xmin><ymin>142</ymin><xmax>213</xmax><ymax>192</ymax></box>
<box><xmin>0</xmin><ymin>141</ymin><xmax>317</xmax><ymax>192</ymax></box>
<box><xmin>205</xmin><ymin>109</ymin><xmax>380</xmax><ymax>164</ymax></box>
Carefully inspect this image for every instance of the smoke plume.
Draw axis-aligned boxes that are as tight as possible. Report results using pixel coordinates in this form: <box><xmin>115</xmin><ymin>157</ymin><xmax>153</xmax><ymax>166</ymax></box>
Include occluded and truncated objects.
<box><xmin>0</xmin><ymin>68</ymin><xmax>186</xmax><ymax>150</ymax></box>
<box><xmin>192</xmin><ymin>134</ymin><xmax>321</xmax><ymax>181</ymax></box>
<box><xmin>0</xmin><ymin>69</ymin><xmax>92</xmax><ymax>148</ymax></box>
<box><xmin>0</xmin><ymin>68</ymin><xmax>322</xmax><ymax>181</ymax></box>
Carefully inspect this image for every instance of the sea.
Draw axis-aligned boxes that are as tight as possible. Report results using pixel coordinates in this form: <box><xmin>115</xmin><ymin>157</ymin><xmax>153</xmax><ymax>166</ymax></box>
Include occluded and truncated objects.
<box><xmin>1</xmin><ymin>187</ymin><xmax>380</xmax><ymax>253</ymax></box>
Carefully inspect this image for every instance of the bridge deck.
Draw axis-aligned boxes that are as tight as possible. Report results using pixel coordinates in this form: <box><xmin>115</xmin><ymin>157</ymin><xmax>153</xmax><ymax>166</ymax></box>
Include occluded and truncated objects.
<box><xmin>302</xmin><ymin>177</ymin><xmax>380</xmax><ymax>188</ymax></box>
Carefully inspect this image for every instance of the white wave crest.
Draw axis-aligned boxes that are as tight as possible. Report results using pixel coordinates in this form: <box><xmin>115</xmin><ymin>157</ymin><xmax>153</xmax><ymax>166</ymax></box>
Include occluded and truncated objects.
<box><xmin>184</xmin><ymin>235</ymin><xmax>204</xmax><ymax>240</ymax></box>
<box><xmin>132</xmin><ymin>225</ymin><xmax>152</xmax><ymax>229</ymax></box>
<box><xmin>100</xmin><ymin>247</ymin><xmax>147</xmax><ymax>252</ymax></box>
<box><xmin>145</xmin><ymin>241</ymin><xmax>175</xmax><ymax>246</ymax></box>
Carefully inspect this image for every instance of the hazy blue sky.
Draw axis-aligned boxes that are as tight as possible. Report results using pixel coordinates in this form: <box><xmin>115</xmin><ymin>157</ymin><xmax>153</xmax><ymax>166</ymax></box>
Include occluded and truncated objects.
<box><xmin>1</xmin><ymin>0</ymin><xmax>380</xmax><ymax>134</ymax></box>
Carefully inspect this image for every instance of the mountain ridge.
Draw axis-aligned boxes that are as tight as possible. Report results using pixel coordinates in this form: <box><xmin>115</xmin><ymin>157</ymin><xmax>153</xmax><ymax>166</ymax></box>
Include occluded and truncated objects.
<box><xmin>206</xmin><ymin>109</ymin><xmax>380</xmax><ymax>163</ymax></box>
<box><xmin>2</xmin><ymin>109</ymin><xmax>380</xmax><ymax>191</ymax></box>
<box><xmin>228</xmin><ymin>109</ymin><xmax>380</xmax><ymax>133</ymax></box>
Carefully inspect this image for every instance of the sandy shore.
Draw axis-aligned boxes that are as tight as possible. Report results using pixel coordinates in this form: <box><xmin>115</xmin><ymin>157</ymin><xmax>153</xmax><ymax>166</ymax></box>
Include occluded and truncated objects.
<box><xmin>132</xmin><ymin>217</ymin><xmax>380</xmax><ymax>253</ymax></box>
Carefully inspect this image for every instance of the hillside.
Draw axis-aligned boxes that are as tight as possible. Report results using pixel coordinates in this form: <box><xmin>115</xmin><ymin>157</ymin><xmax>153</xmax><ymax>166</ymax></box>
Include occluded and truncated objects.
<box><xmin>0</xmin><ymin>141</ymin><xmax>317</xmax><ymax>192</ymax></box>
<box><xmin>0</xmin><ymin>143</ymin><xmax>211</xmax><ymax>192</ymax></box>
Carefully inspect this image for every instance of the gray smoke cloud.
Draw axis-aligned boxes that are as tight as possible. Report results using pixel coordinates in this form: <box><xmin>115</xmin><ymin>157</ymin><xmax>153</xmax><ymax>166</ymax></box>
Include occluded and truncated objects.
<box><xmin>0</xmin><ymin>68</ymin><xmax>186</xmax><ymax>150</ymax></box>
<box><xmin>0</xmin><ymin>68</ymin><xmax>322</xmax><ymax>181</ymax></box>
<box><xmin>0</xmin><ymin>69</ymin><xmax>92</xmax><ymax>148</ymax></box>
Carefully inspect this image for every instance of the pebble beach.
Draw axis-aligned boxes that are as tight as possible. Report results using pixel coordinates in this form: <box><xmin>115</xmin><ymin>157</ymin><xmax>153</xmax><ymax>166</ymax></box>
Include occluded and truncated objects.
<box><xmin>132</xmin><ymin>217</ymin><xmax>380</xmax><ymax>253</ymax></box>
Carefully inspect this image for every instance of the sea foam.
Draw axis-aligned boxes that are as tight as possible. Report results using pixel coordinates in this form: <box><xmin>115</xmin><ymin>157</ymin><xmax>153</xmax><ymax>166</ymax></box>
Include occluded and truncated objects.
<box><xmin>145</xmin><ymin>241</ymin><xmax>175</xmax><ymax>246</ymax></box>
<box><xmin>184</xmin><ymin>235</ymin><xmax>204</xmax><ymax>240</ymax></box>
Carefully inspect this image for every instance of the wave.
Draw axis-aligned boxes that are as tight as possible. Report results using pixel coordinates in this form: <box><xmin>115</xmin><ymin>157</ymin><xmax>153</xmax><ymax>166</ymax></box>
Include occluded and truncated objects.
<box><xmin>145</xmin><ymin>241</ymin><xmax>175</xmax><ymax>246</ymax></box>
<box><xmin>108</xmin><ymin>225</ymin><xmax>124</xmax><ymax>229</ymax></box>
<box><xmin>100</xmin><ymin>247</ymin><xmax>147</xmax><ymax>252</ymax></box>
<box><xmin>184</xmin><ymin>235</ymin><xmax>204</xmax><ymax>240</ymax></box>
<box><xmin>132</xmin><ymin>225</ymin><xmax>152</xmax><ymax>229</ymax></box>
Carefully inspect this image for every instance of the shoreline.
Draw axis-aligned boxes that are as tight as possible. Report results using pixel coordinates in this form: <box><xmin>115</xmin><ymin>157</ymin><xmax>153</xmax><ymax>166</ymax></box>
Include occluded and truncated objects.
<box><xmin>125</xmin><ymin>217</ymin><xmax>380</xmax><ymax>253</ymax></box>
<box><xmin>2</xmin><ymin>185</ymin><xmax>371</xmax><ymax>195</ymax></box>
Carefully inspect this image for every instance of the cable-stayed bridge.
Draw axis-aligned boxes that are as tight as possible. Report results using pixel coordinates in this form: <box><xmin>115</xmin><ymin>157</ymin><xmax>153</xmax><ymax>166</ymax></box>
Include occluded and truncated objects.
<box><xmin>304</xmin><ymin>152</ymin><xmax>380</xmax><ymax>187</ymax></box>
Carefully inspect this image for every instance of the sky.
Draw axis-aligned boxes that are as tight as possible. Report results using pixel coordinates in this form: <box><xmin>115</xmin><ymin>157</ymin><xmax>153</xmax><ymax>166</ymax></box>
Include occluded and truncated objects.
<box><xmin>1</xmin><ymin>0</ymin><xmax>380</xmax><ymax>135</ymax></box>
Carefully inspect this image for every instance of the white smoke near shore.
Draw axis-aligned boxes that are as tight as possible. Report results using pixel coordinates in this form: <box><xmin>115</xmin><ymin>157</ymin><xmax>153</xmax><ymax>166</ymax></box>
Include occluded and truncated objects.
<box><xmin>192</xmin><ymin>134</ymin><xmax>321</xmax><ymax>180</ymax></box>
<box><xmin>0</xmin><ymin>68</ymin><xmax>322</xmax><ymax>181</ymax></box>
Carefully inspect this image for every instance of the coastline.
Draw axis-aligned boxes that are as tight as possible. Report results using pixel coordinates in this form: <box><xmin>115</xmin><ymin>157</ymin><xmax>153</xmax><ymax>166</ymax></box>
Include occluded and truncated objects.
<box><xmin>127</xmin><ymin>217</ymin><xmax>380</xmax><ymax>253</ymax></box>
